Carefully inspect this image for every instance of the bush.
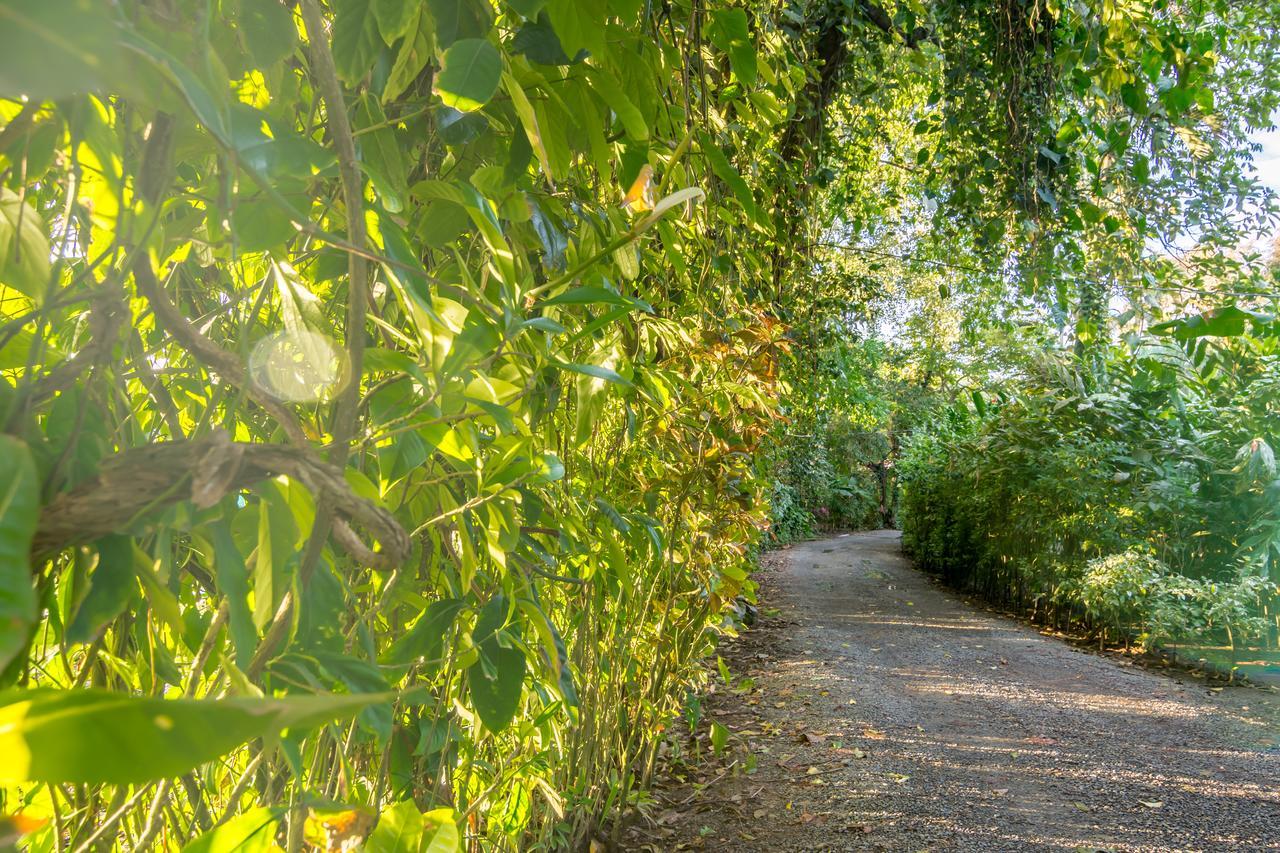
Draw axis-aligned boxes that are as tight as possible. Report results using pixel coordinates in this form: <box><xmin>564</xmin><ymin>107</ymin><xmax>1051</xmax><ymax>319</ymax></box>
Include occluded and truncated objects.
<box><xmin>767</xmin><ymin>480</ymin><xmax>817</xmax><ymax>544</ymax></box>
<box><xmin>900</xmin><ymin>332</ymin><xmax>1280</xmax><ymax>661</ymax></box>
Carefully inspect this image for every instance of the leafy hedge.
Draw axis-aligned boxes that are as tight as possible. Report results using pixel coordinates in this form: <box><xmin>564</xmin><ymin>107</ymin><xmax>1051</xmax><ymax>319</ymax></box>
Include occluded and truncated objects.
<box><xmin>0</xmin><ymin>1</ymin><xmax>804</xmax><ymax>848</ymax></box>
<box><xmin>901</xmin><ymin>320</ymin><xmax>1280</xmax><ymax>660</ymax></box>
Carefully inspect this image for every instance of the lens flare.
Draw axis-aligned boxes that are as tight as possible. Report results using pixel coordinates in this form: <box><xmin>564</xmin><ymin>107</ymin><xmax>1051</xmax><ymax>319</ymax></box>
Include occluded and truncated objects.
<box><xmin>248</xmin><ymin>329</ymin><xmax>349</xmax><ymax>403</ymax></box>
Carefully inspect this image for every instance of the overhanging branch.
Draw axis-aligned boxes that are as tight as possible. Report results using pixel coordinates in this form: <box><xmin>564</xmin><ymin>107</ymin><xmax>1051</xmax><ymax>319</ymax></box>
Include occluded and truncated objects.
<box><xmin>32</xmin><ymin>432</ymin><xmax>409</xmax><ymax>569</ymax></box>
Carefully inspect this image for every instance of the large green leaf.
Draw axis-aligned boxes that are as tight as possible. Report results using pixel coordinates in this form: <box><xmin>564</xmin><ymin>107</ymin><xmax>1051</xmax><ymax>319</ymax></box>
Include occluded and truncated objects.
<box><xmin>434</xmin><ymin>39</ymin><xmax>501</xmax><ymax>113</ymax></box>
<box><xmin>210</xmin><ymin>521</ymin><xmax>257</xmax><ymax>671</ymax></box>
<box><xmin>1150</xmin><ymin>305</ymin><xmax>1276</xmax><ymax>340</ymax></box>
<box><xmin>705</xmin><ymin>8</ymin><xmax>757</xmax><ymax>87</ymax></box>
<box><xmin>0</xmin><ymin>437</ymin><xmax>38</xmax><ymax>674</ymax></box>
<box><xmin>365</xmin><ymin>800</ymin><xmax>422</xmax><ymax>853</ymax></box>
<box><xmin>116</xmin><ymin>28</ymin><xmax>231</xmax><ymax>146</ymax></box>
<box><xmin>0</xmin><ymin>188</ymin><xmax>51</xmax><ymax>301</ymax></box>
<box><xmin>422</xmin><ymin>810</ymin><xmax>460</xmax><ymax>853</ymax></box>
<box><xmin>230</xmin><ymin>105</ymin><xmax>336</xmax><ymax>180</ymax></box>
<box><xmin>332</xmin><ymin>0</ymin><xmax>381</xmax><ymax>84</ymax></box>
<box><xmin>237</xmin><ymin>0</ymin><xmax>298</xmax><ymax>68</ymax></box>
<box><xmin>466</xmin><ymin>597</ymin><xmax>525</xmax><ymax>732</ymax></box>
<box><xmin>0</xmin><ymin>688</ymin><xmax>401</xmax><ymax>785</ymax></box>
<box><xmin>555</xmin><ymin>360</ymin><xmax>632</xmax><ymax>386</ymax></box>
<box><xmin>356</xmin><ymin>95</ymin><xmax>409</xmax><ymax>213</ymax></box>
<box><xmin>311</xmin><ymin>651</ymin><xmax>393</xmax><ymax>742</ymax></box>
<box><xmin>540</xmin><ymin>285</ymin><xmax>653</xmax><ymax>313</ymax></box>
<box><xmin>253</xmin><ymin>483</ymin><xmax>297</xmax><ymax>632</ymax></box>
<box><xmin>65</xmin><ymin>535</ymin><xmax>136</xmax><ymax>644</ymax></box>
<box><xmin>544</xmin><ymin>0</ymin><xmax>606</xmax><ymax>57</ymax></box>
<box><xmin>698</xmin><ymin>134</ymin><xmax>757</xmax><ymax>220</ymax></box>
<box><xmin>184</xmin><ymin>807</ymin><xmax>281</xmax><ymax>853</ymax></box>
<box><xmin>511</xmin><ymin>16</ymin><xmax>580</xmax><ymax>66</ymax></box>
<box><xmin>425</xmin><ymin>0</ymin><xmax>492</xmax><ymax>48</ymax></box>
<box><xmin>383</xmin><ymin>599</ymin><xmax>465</xmax><ymax>668</ymax></box>
<box><xmin>0</xmin><ymin>0</ymin><xmax>125</xmax><ymax>97</ymax></box>
<box><xmin>372</xmin><ymin>0</ymin><xmax>418</xmax><ymax>43</ymax></box>
<box><xmin>364</xmin><ymin>805</ymin><xmax>457</xmax><ymax>853</ymax></box>
<box><xmin>231</xmin><ymin>196</ymin><xmax>299</xmax><ymax>253</ymax></box>
<box><xmin>384</xmin><ymin>6</ymin><xmax>435</xmax><ymax>102</ymax></box>
<box><xmin>584</xmin><ymin>67</ymin><xmax>649</xmax><ymax>141</ymax></box>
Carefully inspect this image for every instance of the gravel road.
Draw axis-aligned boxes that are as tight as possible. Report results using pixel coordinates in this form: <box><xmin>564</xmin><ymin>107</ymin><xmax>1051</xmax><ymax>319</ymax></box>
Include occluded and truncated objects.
<box><xmin>658</xmin><ymin>530</ymin><xmax>1280</xmax><ymax>852</ymax></box>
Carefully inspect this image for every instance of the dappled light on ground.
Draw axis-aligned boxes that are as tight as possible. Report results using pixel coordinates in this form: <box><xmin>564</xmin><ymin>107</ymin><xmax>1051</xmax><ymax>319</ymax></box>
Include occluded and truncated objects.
<box><xmin>659</xmin><ymin>531</ymin><xmax>1280</xmax><ymax>852</ymax></box>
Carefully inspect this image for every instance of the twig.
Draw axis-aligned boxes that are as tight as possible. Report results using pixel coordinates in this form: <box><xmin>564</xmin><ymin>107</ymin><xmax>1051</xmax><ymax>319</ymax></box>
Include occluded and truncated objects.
<box><xmin>213</xmin><ymin>751</ymin><xmax>266</xmax><ymax>827</ymax></box>
<box><xmin>132</xmin><ymin>780</ymin><xmax>172</xmax><ymax>852</ymax></box>
<box><xmin>32</xmin><ymin>435</ymin><xmax>408</xmax><ymax>567</ymax></box>
<box><xmin>674</xmin><ymin>760</ymin><xmax>739</xmax><ymax>805</ymax></box>
<box><xmin>185</xmin><ymin>601</ymin><xmax>229</xmax><ymax>698</ymax></box>
<box><xmin>70</xmin><ymin>786</ymin><xmax>151</xmax><ymax>853</ymax></box>
<box><xmin>132</xmin><ymin>258</ymin><xmax>306</xmax><ymax>445</ymax></box>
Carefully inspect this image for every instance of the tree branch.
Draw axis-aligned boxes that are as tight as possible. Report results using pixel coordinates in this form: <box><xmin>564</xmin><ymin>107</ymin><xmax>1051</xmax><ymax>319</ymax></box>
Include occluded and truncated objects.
<box><xmin>132</xmin><ymin>257</ymin><xmax>308</xmax><ymax>445</ymax></box>
<box><xmin>32</xmin><ymin>432</ymin><xmax>409</xmax><ymax>568</ymax></box>
<box><xmin>299</xmin><ymin>0</ymin><xmax>369</xmax><ymax>465</ymax></box>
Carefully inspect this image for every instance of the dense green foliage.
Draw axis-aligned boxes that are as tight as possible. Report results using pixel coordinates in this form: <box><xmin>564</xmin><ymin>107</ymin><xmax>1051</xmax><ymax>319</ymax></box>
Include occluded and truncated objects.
<box><xmin>902</xmin><ymin>310</ymin><xmax>1280</xmax><ymax>664</ymax></box>
<box><xmin>765</xmin><ymin>336</ymin><xmax>939</xmax><ymax>542</ymax></box>
<box><xmin>2</xmin><ymin>0</ymin><xmax>1279</xmax><ymax>848</ymax></box>
<box><xmin>0</xmin><ymin>1</ymin><xmax>805</xmax><ymax>848</ymax></box>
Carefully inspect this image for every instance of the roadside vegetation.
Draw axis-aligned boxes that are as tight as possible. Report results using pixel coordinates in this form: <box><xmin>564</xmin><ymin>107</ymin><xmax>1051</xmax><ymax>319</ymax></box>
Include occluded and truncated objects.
<box><xmin>0</xmin><ymin>0</ymin><xmax>1278</xmax><ymax>849</ymax></box>
<box><xmin>901</xmin><ymin>305</ymin><xmax>1280</xmax><ymax>671</ymax></box>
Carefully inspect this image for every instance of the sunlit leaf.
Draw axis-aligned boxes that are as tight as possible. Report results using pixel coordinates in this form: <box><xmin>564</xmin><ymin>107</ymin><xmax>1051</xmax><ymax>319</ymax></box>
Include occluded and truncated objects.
<box><xmin>0</xmin><ymin>688</ymin><xmax>405</xmax><ymax>785</ymax></box>
<box><xmin>434</xmin><ymin>38</ymin><xmax>502</xmax><ymax>112</ymax></box>
<box><xmin>185</xmin><ymin>807</ymin><xmax>280</xmax><ymax>853</ymax></box>
<box><xmin>0</xmin><ymin>437</ymin><xmax>38</xmax><ymax>674</ymax></box>
<box><xmin>0</xmin><ymin>189</ymin><xmax>51</xmax><ymax>301</ymax></box>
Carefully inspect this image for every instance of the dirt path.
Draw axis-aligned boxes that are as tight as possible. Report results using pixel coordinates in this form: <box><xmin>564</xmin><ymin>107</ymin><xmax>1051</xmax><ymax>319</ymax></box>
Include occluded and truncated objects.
<box><xmin>654</xmin><ymin>531</ymin><xmax>1280</xmax><ymax>852</ymax></box>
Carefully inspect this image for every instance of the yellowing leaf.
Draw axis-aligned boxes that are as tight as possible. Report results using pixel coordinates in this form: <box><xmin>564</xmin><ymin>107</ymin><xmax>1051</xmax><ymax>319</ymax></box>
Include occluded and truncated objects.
<box><xmin>623</xmin><ymin>164</ymin><xmax>654</xmax><ymax>211</ymax></box>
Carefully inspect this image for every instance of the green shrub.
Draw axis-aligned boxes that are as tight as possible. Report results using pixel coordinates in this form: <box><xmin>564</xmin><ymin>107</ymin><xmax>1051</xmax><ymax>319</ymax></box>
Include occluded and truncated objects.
<box><xmin>767</xmin><ymin>480</ymin><xmax>817</xmax><ymax>544</ymax></box>
<box><xmin>901</xmin><ymin>329</ymin><xmax>1280</xmax><ymax>660</ymax></box>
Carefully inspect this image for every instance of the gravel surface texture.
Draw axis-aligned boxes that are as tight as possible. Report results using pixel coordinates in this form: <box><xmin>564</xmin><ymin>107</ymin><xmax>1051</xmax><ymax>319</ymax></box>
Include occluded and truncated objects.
<box><xmin>657</xmin><ymin>530</ymin><xmax>1280</xmax><ymax>852</ymax></box>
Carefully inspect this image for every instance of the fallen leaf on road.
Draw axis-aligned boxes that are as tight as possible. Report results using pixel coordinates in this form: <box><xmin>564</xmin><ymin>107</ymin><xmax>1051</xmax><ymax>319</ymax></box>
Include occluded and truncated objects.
<box><xmin>1139</xmin><ymin>800</ymin><xmax>1164</xmax><ymax>809</ymax></box>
